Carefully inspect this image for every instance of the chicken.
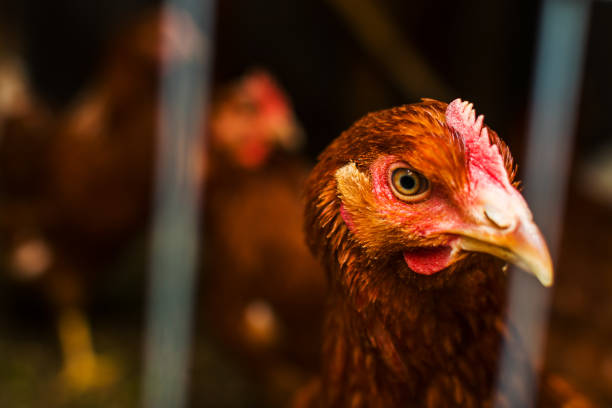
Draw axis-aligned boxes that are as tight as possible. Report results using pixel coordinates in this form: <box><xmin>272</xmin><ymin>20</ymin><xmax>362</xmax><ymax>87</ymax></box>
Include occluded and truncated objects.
<box><xmin>203</xmin><ymin>70</ymin><xmax>326</xmax><ymax>405</ymax></box>
<box><xmin>297</xmin><ymin>98</ymin><xmax>589</xmax><ymax>407</ymax></box>
<box><xmin>0</xmin><ymin>7</ymin><xmax>202</xmax><ymax>390</ymax></box>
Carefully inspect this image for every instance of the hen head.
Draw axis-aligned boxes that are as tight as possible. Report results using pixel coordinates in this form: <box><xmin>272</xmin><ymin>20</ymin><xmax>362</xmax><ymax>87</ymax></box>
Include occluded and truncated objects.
<box><xmin>305</xmin><ymin>99</ymin><xmax>552</xmax><ymax>298</ymax></box>
<box><xmin>211</xmin><ymin>70</ymin><xmax>303</xmax><ymax>169</ymax></box>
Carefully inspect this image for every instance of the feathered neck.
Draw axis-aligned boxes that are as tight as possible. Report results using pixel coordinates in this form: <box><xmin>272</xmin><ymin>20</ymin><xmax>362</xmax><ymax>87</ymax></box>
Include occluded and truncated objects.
<box><xmin>316</xmin><ymin>247</ymin><xmax>510</xmax><ymax>407</ymax></box>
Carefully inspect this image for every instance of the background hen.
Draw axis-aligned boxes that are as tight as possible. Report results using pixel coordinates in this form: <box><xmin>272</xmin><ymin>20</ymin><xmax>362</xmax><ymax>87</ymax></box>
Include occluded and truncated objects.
<box><xmin>298</xmin><ymin>98</ymin><xmax>589</xmax><ymax>407</ymax></box>
<box><xmin>202</xmin><ymin>70</ymin><xmax>327</xmax><ymax>406</ymax></box>
<box><xmin>0</xmin><ymin>7</ymin><xmax>203</xmax><ymax>389</ymax></box>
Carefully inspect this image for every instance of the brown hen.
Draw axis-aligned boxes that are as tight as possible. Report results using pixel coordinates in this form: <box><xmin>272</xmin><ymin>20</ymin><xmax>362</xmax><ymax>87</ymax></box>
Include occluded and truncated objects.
<box><xmin>0</xmin><ymin>7</ymin><xmax>202</xmax><ymax>389</ymax></box>
<box><xmin>297</xmin><ymin>99</ymin><xmax>590</xmax><ymax>407</ymax></box>
<box><xmin>202</xmin><ymin>70</ymin><xmax>326</xmax><ymax>405</ymax></box>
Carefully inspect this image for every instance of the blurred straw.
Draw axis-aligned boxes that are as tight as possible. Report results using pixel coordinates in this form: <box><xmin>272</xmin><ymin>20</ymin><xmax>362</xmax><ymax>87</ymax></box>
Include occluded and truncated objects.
<box><xmin>494</xmin><ymin>0</ymin><xmax>591</xmax><ymax>406</ymax></box>
<box><xmin>142</xmin><ymin>2</ymin><xmax>215</xmax><ymax>408</ymax></box>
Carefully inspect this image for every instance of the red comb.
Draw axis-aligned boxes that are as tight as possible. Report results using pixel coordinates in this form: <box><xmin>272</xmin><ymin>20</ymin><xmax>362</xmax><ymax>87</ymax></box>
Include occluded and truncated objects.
<box><xmin>445</xmin><ymin>98</ymin><xmax>508</xmax><ymax>185</ymax></box>
<box><xmin>242</xmin><ymin>70</ymin><xmax>290</xmax><ymax>118</ymax></box>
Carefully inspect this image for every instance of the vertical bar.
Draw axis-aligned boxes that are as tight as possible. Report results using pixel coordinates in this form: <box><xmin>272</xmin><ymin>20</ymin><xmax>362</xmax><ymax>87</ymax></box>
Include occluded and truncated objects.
<box><xmin>142</xmin><ymin>1</ymin><xmax>215</xmax><ymax>408</ymax></box>
<box><xmin>495</xmin><ymin>0</ymin><xmax>590</xmax><ymax>406</ymax></box>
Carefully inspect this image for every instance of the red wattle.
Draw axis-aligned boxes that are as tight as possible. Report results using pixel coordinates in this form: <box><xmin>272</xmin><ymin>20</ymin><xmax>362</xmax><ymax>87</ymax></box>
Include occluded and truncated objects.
<box><xmin>403</xmin><ymin>246</ymin><xmax>453</xmax><ymax>275</ymax></box>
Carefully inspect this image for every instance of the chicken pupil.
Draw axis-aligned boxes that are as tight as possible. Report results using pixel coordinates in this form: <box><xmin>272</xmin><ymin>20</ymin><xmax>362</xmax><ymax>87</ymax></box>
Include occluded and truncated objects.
<box><xmin>400</xmin><ymin>174</ymin><xmax>416</xmax><ymax>191</ymax></box>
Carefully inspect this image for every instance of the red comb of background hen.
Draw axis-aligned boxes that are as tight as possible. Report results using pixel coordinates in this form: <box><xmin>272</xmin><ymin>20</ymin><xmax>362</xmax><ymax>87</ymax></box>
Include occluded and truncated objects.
<box><xmin>445</xmin><ymin>98</ymin><xmax>509</xmax><ymax>187</ymax></box>
<box><xmin>243</xmin><ymin>70</ymin><xmax>291</xmax><ymax>120</ymax></box>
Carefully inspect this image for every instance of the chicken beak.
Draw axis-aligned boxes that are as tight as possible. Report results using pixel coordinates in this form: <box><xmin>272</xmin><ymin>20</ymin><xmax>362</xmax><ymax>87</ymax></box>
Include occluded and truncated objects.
<box><xmin>454</xmin><ymin>198</ymin><xmax>554</xmax><ymax>287</ymax></box>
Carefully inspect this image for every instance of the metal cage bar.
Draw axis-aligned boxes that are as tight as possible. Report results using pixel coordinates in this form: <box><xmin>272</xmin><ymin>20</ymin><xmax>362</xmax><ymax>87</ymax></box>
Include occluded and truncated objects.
<box><xmin>142</xmin><ymin>2</ymin><xmax>215</xmax><ymax>407</ymax></box>
<box><xmin>494</xmin><ymin>0</ymin><xmax>591</xmax><ymax>406</ymax></box>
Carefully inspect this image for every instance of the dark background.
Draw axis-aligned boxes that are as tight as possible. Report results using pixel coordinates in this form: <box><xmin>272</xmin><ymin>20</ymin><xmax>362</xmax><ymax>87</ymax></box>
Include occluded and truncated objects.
<box><xmin>2</xmin><ymin>1</ymin><xmax>609</xmax><ymax>156</ymax></box>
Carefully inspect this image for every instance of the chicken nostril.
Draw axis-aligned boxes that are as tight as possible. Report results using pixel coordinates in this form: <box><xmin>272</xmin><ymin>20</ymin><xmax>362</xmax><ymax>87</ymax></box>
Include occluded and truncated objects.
<box><xmin>484</xmin><ymin>204</ymin><xmax>513</xmax><ymax>229</ymax></box>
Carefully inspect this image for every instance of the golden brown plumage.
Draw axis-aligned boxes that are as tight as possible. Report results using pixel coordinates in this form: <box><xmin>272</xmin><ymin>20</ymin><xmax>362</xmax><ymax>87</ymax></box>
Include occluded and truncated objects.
<box><xmin>299</xmin><ymin>99</ymin><xmax>584</xmax><ymax>407</ymax></box>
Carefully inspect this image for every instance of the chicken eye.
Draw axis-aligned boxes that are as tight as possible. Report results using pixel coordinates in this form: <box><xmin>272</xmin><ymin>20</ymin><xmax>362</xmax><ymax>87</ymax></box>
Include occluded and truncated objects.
<box><xmin>390</xmin><ymin>167</ymin><xmax>429</xmax><ymax>200</ymax></box>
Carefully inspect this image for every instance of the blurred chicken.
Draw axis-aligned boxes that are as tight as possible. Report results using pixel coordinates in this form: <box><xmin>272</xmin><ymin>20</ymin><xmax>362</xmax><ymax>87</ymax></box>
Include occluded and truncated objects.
<box><xmin>297</xmin><ymin>99</ymin><xmax>589</xmax><ymax>407</ymax></box>
<box><xmin>203</xmin><ymin>71</ymin><xmax>326</xmax><ymax>405</ymax></box>
<box><xmin>209</xmin><ymin>69</ymin><xmax>304</xmax><ymax>170</ymax></box>
<box><xmin>0</xmin><ymin>7</ymin><xmax>202</xmax><ymax>390</ymax></box>
<box><xmin>0</xmin><ymin>4</ymin><xmax>325</xmax><ymax>400</ymax></box>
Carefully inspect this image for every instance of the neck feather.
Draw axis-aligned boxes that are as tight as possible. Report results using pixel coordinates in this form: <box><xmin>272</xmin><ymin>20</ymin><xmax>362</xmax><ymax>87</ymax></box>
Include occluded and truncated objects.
<box><xmin>318</xmin><ymin>252</ymin><xmax>510</xmax><ymax>407</ymax></box>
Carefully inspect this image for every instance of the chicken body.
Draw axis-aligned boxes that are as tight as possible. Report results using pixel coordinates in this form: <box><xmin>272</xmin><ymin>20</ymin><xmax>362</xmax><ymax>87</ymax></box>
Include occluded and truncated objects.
<box><xmin>299</xmin><ymin>99</ymin><xmax>583</xmax><ymax>407</ymax></box>
<box><xmin>204</xmin><ymin>155</ymin><xmax>325</xmax><ymax>389</ymax></box>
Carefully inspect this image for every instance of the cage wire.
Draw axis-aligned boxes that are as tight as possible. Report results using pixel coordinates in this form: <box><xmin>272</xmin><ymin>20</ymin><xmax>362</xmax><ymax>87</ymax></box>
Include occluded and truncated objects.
<box><xmin>494</xmin><ymin>0</ymin><xmax>591</xmax><ymax>406</ymax></box>
<box><xmin>142</xmin><ymin>1</ymin><xmax>215</xmax><ymax>408</ymax></box>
